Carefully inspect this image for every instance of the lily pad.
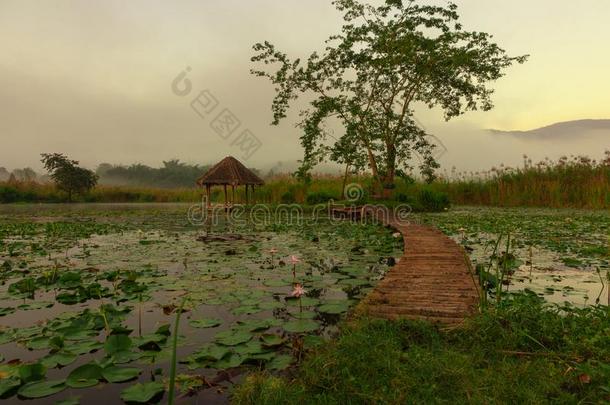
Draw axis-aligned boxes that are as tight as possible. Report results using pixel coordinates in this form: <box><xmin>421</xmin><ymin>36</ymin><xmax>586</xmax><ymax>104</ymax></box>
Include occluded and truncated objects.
<box><xmin>0</xmin><ymin>375</ymin><xmax>21</xmax><ymax>396</ymax></box>
<box><xmin>101</xmin><ymin>366</ymin><xmax>141</xmax><ymax>383</ymax></box>
<box><xmin>18</xmin><ymin>379</ymin><xmax>66</xmax><ymax>399</ymax></box>
<box><xmin>120</xmin><ymin>381</ymin><xmax>165</xmax><ymax>403</ymax></box>
<box><xmin>66</xmin><ymin>363</ymin><xmax>103</xmax><ymax>388</ymax></box>
<box><xmin>260</xmin><ymin>334</ymin><xmax>285</xmax><ymax>347</ymax></box>
<box><xmin>41</xmin><ymin>351</ymin><xmax>77</xmax><ymax>369</ymax></box>
<box><xmin>213</xmin><ymin>353</ymin><xmax>243</xmax><ymax>369</ymax></box>
<box><xmin>189</xmin><ymin>318</ymin><xmax>222</xmax><ymax>329</ymax></box>
<box><xmin>267</xmin><ymin>354</ymin><xmax>293</xmax><ymax>370</ymax></box>
<box><xmin>0</xmin><ymin>307</ymin><xmax>16</xmax><ymax>317</ymax></box>
<box><xmin>19</xmin><ymin>363</ymin><xmax>46</xmax><ymax>383</ymax></box>
<box><xmin>283</xmin><ymin>319</ymin><xmax>320</xmax><ymax>333</ymax></box>
<box><xmin>317</xmin><ymin>302</ymin><xmax>350</xmax><ymax>314</ymax></box>
<box><xmin>215</xmin><ymin>330</ymin><xmax>252</xmax><ymax>346</ymax></box>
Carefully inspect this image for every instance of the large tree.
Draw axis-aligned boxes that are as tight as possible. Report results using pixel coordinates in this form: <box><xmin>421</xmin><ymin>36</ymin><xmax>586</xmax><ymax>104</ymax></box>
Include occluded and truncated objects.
<box><xmin>252</xmin><ymin>0</ymin><xmax>527</xmax><ymax>193</ymax></box>
<box><xmin>41</xmin><ymin>153</ymin><xmax>98</xmax><ymax>202</ymax></box>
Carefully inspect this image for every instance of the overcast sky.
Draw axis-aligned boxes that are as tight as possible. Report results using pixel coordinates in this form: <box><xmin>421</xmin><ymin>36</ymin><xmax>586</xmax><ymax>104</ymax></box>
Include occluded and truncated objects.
<box><xmin>1</xmin><ymin>0</ymin><xmax>609</xmax><ymax>173</ymax></box>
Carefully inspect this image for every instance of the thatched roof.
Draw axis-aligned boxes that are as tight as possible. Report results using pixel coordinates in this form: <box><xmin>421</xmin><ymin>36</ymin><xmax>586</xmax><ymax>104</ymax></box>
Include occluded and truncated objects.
<box><xmin>196</xmin><ymin>156</ymin><xmax>264</xmax><ymax>186</ymax></box>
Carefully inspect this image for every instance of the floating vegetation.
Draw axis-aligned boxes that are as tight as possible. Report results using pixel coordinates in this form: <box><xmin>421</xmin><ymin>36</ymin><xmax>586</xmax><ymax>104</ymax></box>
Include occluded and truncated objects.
<box><xmin>0</xmin><ymin>204</ymin><xmax>403</xmax><ymax>403</ymax></box>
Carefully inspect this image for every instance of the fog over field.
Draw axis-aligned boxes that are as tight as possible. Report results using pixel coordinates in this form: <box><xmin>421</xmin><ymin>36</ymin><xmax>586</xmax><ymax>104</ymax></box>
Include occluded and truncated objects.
<box><xmin>1</xmin><ymin>0</ymin><xmax>609</xmax><ymax>173</ymax></box>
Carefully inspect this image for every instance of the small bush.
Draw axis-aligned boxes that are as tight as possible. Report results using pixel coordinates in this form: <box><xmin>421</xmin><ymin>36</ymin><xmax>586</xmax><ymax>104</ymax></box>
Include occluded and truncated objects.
<box><xmin>280</xmin><ymin>191</ymin><xmax>296</xmax><ymax>204</ymax></box>
<box><xmin>418</xmin><ymin>189</ymin><xmax>450</xmax><ymax>211</ymax></box>
<box><xmin>305</xmin><ymin>191</ymin><xmax>335</xmax><ymax>205</ymax></box>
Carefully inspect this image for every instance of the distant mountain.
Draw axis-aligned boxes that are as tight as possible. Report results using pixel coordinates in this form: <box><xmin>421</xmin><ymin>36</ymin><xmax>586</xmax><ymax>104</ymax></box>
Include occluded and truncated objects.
<box><xmin>488</xmin><ymin>119</ymin><xmax>610</xmax><ymax>139</ymax></box>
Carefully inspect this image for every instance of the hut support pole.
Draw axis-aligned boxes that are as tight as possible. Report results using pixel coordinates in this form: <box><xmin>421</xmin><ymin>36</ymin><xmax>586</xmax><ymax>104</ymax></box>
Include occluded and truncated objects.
<box><xmin>223</xmin><ymin>185</ymin><xmax>228</xmax><ymax>211</ymax></box>
<box><xmin>206</xmin><ymin>185</ymin><xmax>211</xmax><ymax>208</ymax></box>
<box><xmin>231</xmin><ymin>185</ymin><xmax>236</xmax><ymax>206</ymax></box>
<box><xmin>245</xmin><ymin>185</ymin><xmax>249</xmax><ymax>205</ymax></box>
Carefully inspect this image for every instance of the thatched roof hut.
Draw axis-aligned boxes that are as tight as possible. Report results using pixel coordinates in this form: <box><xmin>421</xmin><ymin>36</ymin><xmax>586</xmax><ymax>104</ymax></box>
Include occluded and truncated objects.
<box><xmin>196</xmin><ymin>156</ymin><xmax>264</xmax><ymax>206</ymax></box>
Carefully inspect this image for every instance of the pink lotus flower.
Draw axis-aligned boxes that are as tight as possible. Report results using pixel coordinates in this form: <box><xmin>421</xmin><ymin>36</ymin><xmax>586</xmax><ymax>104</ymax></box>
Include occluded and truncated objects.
<box><xmin>291</xmin><ymin>283</ymin><xmax>306</xmax><ymax>298</ymax></box>
<box><xmin>269</xmin><ymin>248</ymin><xmax>278</xmax><ymax>255</ymax></box>
<box><xmin>289</xmin><ymin>255</ymin><xmax>300</xmax><ymax>264</ymax></box>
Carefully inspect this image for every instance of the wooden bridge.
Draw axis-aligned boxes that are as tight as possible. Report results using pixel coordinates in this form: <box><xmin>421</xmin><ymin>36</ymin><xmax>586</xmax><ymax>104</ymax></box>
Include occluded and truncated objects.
<box><xmin>356</xmin><ymin>214</ymin><xmax>481</xmax><ymax>325</ymax></box>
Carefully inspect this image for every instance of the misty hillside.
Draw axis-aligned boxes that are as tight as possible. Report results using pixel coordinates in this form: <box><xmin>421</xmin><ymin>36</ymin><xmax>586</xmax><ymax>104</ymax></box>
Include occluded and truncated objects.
<box><xmin>488</xmin><ymin>119</ymin><xmax>610</xmax><ymax>139</ymax></box>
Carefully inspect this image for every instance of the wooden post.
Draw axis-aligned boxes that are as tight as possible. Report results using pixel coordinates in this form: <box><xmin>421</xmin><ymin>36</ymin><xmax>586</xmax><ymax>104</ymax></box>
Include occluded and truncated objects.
<box><xmin>223</xmin><ymin>184</ymin><xmax>228</xmax><ymax>210</ymax></box>
<box><xmin>231</xmin><ymin>185</ymin><xmax>236</xmax><ymax>206</ymax></box>
<box><xmin>206</xmin><ymin>185</ymin><xmax>211</xmax><ymax>208</ymax></box>
<box><xmin>245</xmin><ymin>184</ymin><xmax>249</xmax><ymax>205</ymax></box>
<box><xmin>252</xmin><ymin>185</ymin><xmax>255</xmax><ymax>205</ymax></box>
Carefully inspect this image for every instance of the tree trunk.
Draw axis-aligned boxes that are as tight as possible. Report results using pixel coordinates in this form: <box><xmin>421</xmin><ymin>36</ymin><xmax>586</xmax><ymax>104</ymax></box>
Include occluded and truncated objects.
<box><xmin>341</xmin><ymin>163</ymin><xmax>350</xmax><ymax>200</ymax></box>
<box><xmin>382</xmin><ymin>143</ymin><xmax>397</xmax><ymax>199</ymax></box>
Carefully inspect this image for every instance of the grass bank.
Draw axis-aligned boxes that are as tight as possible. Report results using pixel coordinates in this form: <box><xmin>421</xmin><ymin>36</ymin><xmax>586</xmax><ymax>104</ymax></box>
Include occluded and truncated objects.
<box><xmin>233</xmin><ymin>293</ymin><xmax>610</xmax><ymax>404</ymax></box>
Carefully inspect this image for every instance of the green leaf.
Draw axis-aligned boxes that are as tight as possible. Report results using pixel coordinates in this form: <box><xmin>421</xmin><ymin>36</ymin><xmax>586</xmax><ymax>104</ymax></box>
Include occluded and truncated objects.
<box><xmin>267</xmin><ymin>354</ymin><xmax>293</xmax><ymax>370</ymax></box>
<box><xmin>41</xmin><ymin>351</ymin><xmax>77</xmax><ymax>369</ymax></box>
<box><xmin>104</xmin><ymin>334</ymin><xmax>132</xmax><ymax>355</ymax></box>
<box><xmin>215</xmin><ymin>330</ymin><xmax>252</xmax><ymax>346</ymax></box>
<box><xmin>283</xmin><ymin>320</ymin><xmax>320</xmax><ymax>333</ymax></box>
<box><xmin>120</xmin><ymin>381</ymin><xmax>165</xmax><ymax>403</ymax></box>
<box><xmin>213</xmin><ymin>353</ymin><xmax>243</xmax><ymax>369</ymax></box>
<box><xmin>66</xmin><ymin>363</ymin><xmax>103</xmax><ymax>388</ymax></box>
<box><xmin>55</xmin><ymin>396</ymin><xmax>81</xmax><ymax>405</ymax></box>
<box><xmin>317</xmin><ymin>302</ymin><xmax>350</xmax><ymax>314</ymax></box>
<box><xmin>0</xmin><ymin>307</ymin><xmax>16</xmax><ymax>317</ymax></box>
<box><xmin>18</xmin><ymin>379</ymin><xmax>66</xmax><ymax>399</ymax></box>
<box><xmin>0</xmin><ymin>375</ymin><xmax>21</xmax><ymax>396</ymax></box>
<box><xmin>188</xmin><ymin>318</ymin><xmax>222</xmax><ymax>329</ymax></box>
<box><xmin>260</xmin><ymin>334</ymin><xmax>285</xmax><ymax>348</ymax></box>
<box><xmin>19</xmin><ymin>363</ymin><xmax>46</xmax><ymax>383</ymax></box>
<box><xmin>101</xmin><ymin>366</ymin><xmax>141</xmax><ymax>383</ymax></box>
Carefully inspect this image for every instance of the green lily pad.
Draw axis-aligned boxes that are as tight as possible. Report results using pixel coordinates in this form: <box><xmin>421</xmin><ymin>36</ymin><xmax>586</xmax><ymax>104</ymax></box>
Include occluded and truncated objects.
<box><xmin>19</xmin><ymin>363</ymin><xmax>46</xmax><ymax>383</ymax></box>
<box><xmin>66</xmin><ymin>363</ymin><xmax>103</xmax><ymax>388</ymax></box>
<box><xmin>0</xmin><ymin>307</ymin><xmax>16</xmax><ymax>317</ymax></box>
<box><xmin>101</xmin><ymin>366</ymin><xmax>141</xmax><ymax>383</ymax></box>
<box><xmin>55</xmin><ymin>396</ymin><xmax>81</xmax><ymax>405</ymax></box>
<box><xmin>41</xmin><ymin>351</ymin><xmax>77</xmax><ymax>369</ymax></box>
<box><xmin>213</xmin><ymin>353</ymin><xmax>243</xmax><ymax>369</ymax></box>
<box><xmin>283</xmin><ymin>320</ymin><xmax>320</xmax><ymax>333</ymax></box>
<box><xmin>104</xmin><ymin>334</ymin><xmax>132</xmax><ymax>355</ymax></box>
<box><xmin>18</xmin><ymin>379</ymin><xmax>66</xmax><ymax>399</ymax></box>
<box><xmin>120</xmin><ymin>381</ymin><xmax>165</xmax><ymax>403</ymax></box>
<box><xmin>317</xmin><ymin>302</ymin><xmax>350</xmax><ymax>314</ymax></box>
<box><xmin>70</xmin><ymin>340</ymin><xmax>103</xmax><ymax>355</ymax></box>
<box><xmin>235</xmin><ymin>319</ymin><xmax>273</xmax><ymax>332</ymax></box>
<box><xmin>267</xmin><ymin>354</ymin><xmax>293</xmax><ymax>370</ymax></box>
<box><xmin>260</xmin><ymin>334</ymin><xmax>285</xmax><ymax>348</ymax></box>
<box><xmin>189</xmin><ymin>318</ymin><xmax>222</xmax><ymax>329</ymax></box>
<box><xmin>215</xmin><ymin>330</ymin><xmax>252</xmax><ymax>346</ymax></box>
<box><xmin>0</xmin><ymin>375</ymin><xmax>21</xmax><ymax>396</ymax></box>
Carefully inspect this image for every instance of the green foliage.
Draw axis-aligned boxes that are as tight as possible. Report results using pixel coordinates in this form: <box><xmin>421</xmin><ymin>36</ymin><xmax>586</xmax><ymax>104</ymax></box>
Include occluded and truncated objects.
<box><xmin>97</xmin><ymin>159</ymin><xmax>210</xmax><ymax>188</ymax></box>
<box><xmin>252</xmin><ymin>0</ymin><xmax>527</xmax><ymax>187</ymax></box>
<box><xmin>233</xmin><ymin>294</ymin><xmax>610</xmax><ymax>404</ymax></box>
<box><xmin>40</xmin><ymin>153</ymin><xmax>98</xmax><ymax>201</ymax></box>
<box><xmin>305</xmin><ymin>191</ymin><xmax>335</xmax><ymax>205</ymax></box>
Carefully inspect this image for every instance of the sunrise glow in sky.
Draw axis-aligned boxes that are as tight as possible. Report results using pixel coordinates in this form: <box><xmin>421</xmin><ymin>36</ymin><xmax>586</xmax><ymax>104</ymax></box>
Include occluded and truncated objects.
<box><xmin>1</xmin><ymin>0</ymin><xmax>609</xmax><ymax>171</ymax></box>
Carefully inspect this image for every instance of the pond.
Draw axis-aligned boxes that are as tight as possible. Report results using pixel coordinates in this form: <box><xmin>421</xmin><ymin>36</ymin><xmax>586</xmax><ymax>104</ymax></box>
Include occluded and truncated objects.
<box><xmin>0</xmin><ymin>204</ymin><xmax>403</xmax><ymax>404</ymax></box>
<box><xmin>418</xmin><ymin>207</ymin><xmax>610</xmax><ymax>306</ymax></box>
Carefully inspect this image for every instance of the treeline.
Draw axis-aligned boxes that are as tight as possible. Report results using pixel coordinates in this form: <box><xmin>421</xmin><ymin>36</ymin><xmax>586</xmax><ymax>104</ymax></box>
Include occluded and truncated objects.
<box><xmin>96</xmin><ymin>160</ymin><xmax>210</xmax><ymax>188</ymax></box>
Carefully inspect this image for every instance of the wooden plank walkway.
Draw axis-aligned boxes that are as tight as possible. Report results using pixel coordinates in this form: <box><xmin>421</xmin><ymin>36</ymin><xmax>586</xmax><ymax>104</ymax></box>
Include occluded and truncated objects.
<box><xmin>357</xmin><ymin>218</ymin><xmax>480</xmax><ymax>325</ymax></box>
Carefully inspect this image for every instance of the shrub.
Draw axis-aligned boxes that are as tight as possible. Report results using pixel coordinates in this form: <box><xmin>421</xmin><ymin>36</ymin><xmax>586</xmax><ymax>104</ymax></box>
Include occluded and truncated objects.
<box><xmin>418</xmin><ymin>189</ymin><xmax>450</xmax><ymax>212</ymax></box>
<box><xmin>305</xmin><ymin>191</ymin><xmax>335</xmax><ymax>205</ymax></box>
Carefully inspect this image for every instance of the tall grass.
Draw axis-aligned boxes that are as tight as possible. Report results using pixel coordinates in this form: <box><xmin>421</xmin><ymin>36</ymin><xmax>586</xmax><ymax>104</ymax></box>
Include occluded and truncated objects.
<box><xmin>2</xmin><ymin>152</ymin><xmax>608</xmax><ymax>209</ymax></box>
<box><xmin>436</xmin><ymin>152</ymin><xmax>610</xmax><ymax>209</ymax></box>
